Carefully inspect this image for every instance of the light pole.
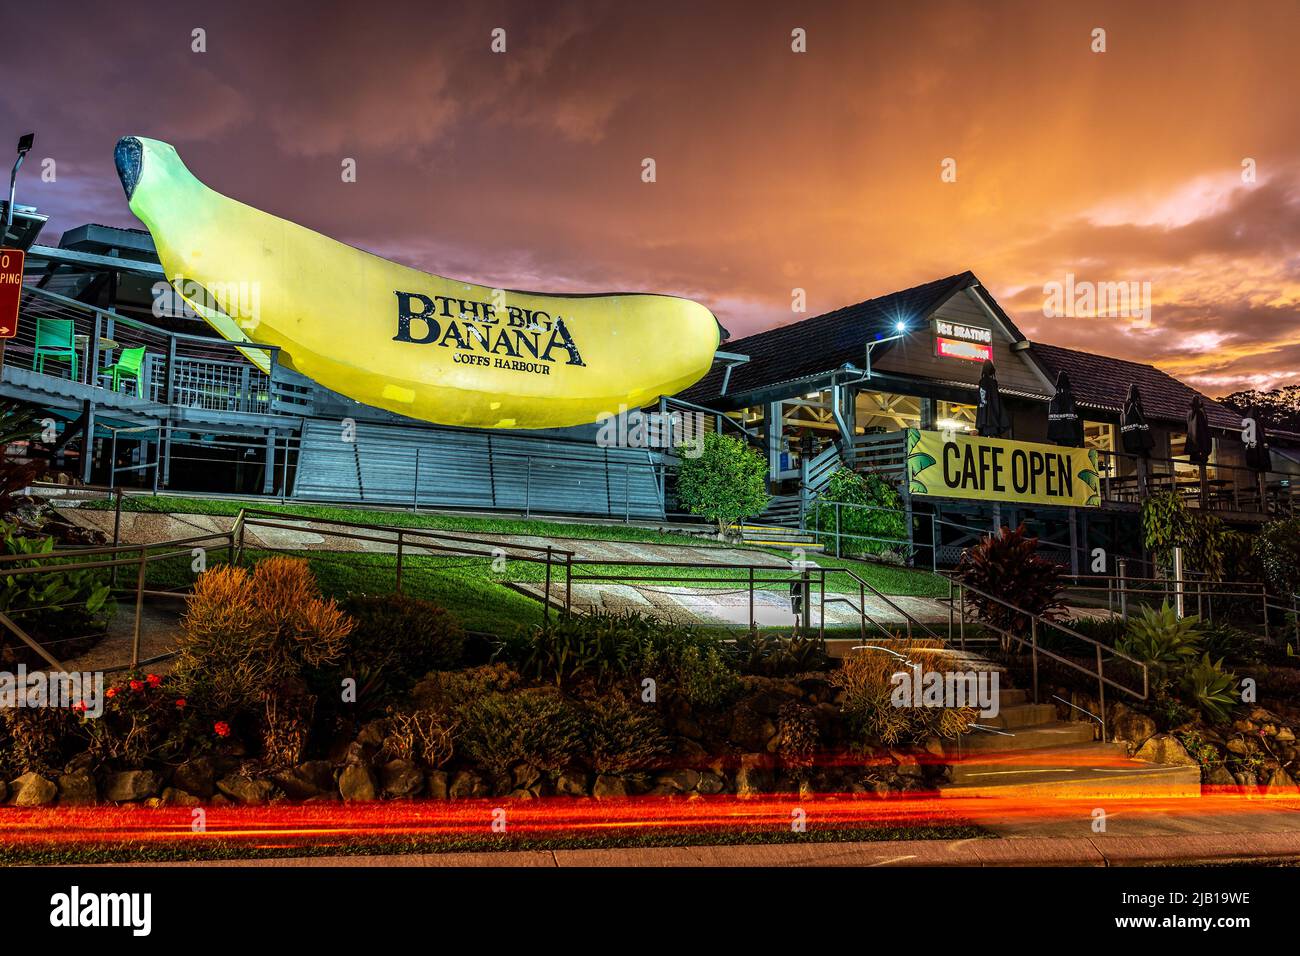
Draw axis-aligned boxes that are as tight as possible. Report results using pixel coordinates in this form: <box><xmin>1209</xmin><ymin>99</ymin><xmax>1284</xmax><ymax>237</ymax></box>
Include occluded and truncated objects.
<box><xmin>2</xmin><ymin>133</ymin><xmax>35</xmax><ymax>373</ymax></box>
<box><xmin>3</xmin><ymin>133</ymin><xmax>35</xmax><ymax>243</ymax></box>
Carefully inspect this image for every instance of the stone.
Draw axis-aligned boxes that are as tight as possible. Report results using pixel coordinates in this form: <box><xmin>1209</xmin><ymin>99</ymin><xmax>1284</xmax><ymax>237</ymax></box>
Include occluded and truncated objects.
<box><xmin>56</xmin><ymin>771</ymin><xmax>97</xmax><ymax>806</ymax></box>
<box><xmin>1204</xmin><ymin>765</ymin><xmax>1236</xmax><ymax>788</ymax></box>
<box><xmin>1226</xmin><ymin>737</ymin><xmax>1249</xmax><ymax>756</ymax></box>
<box><xmin>592</xmin><ymin>774</ymin><xmax>627</xmax><ymax>799</ymax></box>
<box><xmin>696</xmin><ymin>771</ymin><xmax>726</xmax><ymax>795</ymax></box>
<box><xmin>553</xmin><ymin>769</ymin><xmax>589</xmax><ymax>797</ymax></box>
<box><xmin>1133</xmin><ymin>734</ymin><xmax>1198</xmax><ymax>767</ymax></box>
<box><xmin>0</xmin><ymin>779</ymin><xmax>7</xmax><ymax>803</ymax></box>
<box><xmin>1264</xmin><ymin>768</ymin><xmax>1300</xmax><ymax>794</ymax></box>
<box><xmin>381</xmin><ymin>759</ymin><xmax>424</xmax><ymax>799</ymax></box>
<box><xmin>889</xmin><ymin>751</ymin><xmax>926</xmax><ymax>778</ymax></box>
<box><xmin>655</xmin><ymin>769</ymin><xmax>701</xmax><ymax>792</ymax></box>
<box><xmin>296</xmin><ymin>760</ymin><xmax>336</xmax><ymax>793</ymax></box>
<box><xmin>728</xmin><ymin>704</ymin><xmax>777</xmax><ymax>752</ymax></box>
<box><xmin>338</xmin><ymin>764</ymin><xmax>378</xmax><ymax>802</ymax></box>
<box><xmin>356</xmin><ymin>719</ymin><xmax>387</xmax><ymax>749</ymax></box>
<box><xmin>10</xmin><ymin>772</ymin><xmax>57</xmax><ymax>806</ymax></box>
<box><xmin>448</xmin><ymin>770</ymin><xmax>488</xmax><ymax>800</ymax></box>
<box><xmin>734</xmin><ymin>754</ymin><xmax>773</xmax><ymax>797</ymax></box>
<box><xmin>271</xmin><ymin>766</ymin><xmax>329</xmax><ymax>801</ymax></box>
<box><xmin>172</xmin><ymin>756</ymin><xmax>216</xmax><ymax>798</ymax></box>
<box><xmin>512</xmin><ymin>764</ymin><xmax>541</xmax><ymax>791</ymax></box>
<box><xmin>104</xmin><ymin>770</ymin><xmax>162</xmax><ymax>802</ymax></box>
<box><xmin>508</xmin><ymin>788</ymin><xmax>537</xmax><ymax>799</ymax></box>
<box><xmin>1276</xmin><ymin>727</ymin><xmax>1296</xmax><ymax>742</ymax></box>
<box><xmin>158</xmin><ymin>787</ymin><xmax>201</xmax><ymax>807</ymax></box>
<box><xmin>216</xmin><ymin>775</ymin><xmax>280</xmax><ymax>806</ymax></box>
<box><xmin>426</xmin><ymin>771</ymin><xmax>450</xmax><ymax>800</ymax></box>
<box><xmin>1110</xmin><ymin>707</ymin><xmax>1158</xmax><ymax>749</ymax></box>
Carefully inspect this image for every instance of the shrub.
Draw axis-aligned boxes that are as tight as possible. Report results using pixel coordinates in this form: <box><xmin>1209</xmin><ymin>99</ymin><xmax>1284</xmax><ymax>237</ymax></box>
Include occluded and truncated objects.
<box><xmin>1142</xmin><ymin>492</ymin><xmax>1228</xmax><ymax>580</ymax></box>
<box><xmin>776</xmin><ymin>701</ymin><xmax>819</xmax><ymax>780</ymax></box>
<box><xmin>175</xmin><ymin>558</ymin><xmax>353</xmax><ymax>713</ymax></box>
<box><xmin>727</xmin><ymin>631</ymin><xmax>829</xmax><ymax>676</ymax></box>
<box><xmin>459</xmin><ymin>687</ymin><xmax>584</xmax><ymax>778</ymax></box>
<box><xmin>810</xmin><ymin>467</ymin><xmax>908</xmax><ymax>558</ymax></box>
<box><xmin>512</xmin><ymin>611</ymin><xmax>639</xmax><ymax>687</ymax></box>
<box><xmin>1179</xmin><ymin>654</ymin><xmax>1239</xmax><ymax>725</ymax></box>
<box><xmin>954</xmin><ymin>524</ymin><xmax>1065</xmax><ymax>644</ymax></box>
<box><xmin>632</xmin><ymin>622</ymin><xmax>737</xmax><ymax>708</ymax></box>
<box><xmin>832</xmin><ymin>644</ymin><xmax>976</xmax><ymax>748</ymax></box>
<box><xmin>80</xmin><ymin>672</ymin><xmax>208</xmax><ymax>767</ymax></box>
<box><xmin>381</xmin><ymin>709</ymin><xmax>456</xmax><ymax>770</ymax></box>
<box><xmin>339</xmin><ymin>594</ymin><xmax>465</xmax><ymax>703</ymax></box>
<box><xmin>0</xmin><ymin>522</ymin><xmax>114</xmax><ymax>666</ymax></box>
<box><xmin>1253</xmin><ymin>517</ymin><xmax>1300</xmax><ymax>597</ymax></box>
<box><xmin>0</xmin><ymin>706</ymin><xmax>80</xmax><ymax>775</ymax></box>
<box><xmin>1200</xmin><ymin>622</ymin><xmax>1265</xmax><ymax>666</ymax></box>
<box><xmin>411</xmin><ymin>663</ymin><xmax>521</xmax><ymax>714</ymax></box>
<box><xmin>674</xmin><ymin>432</ymin><xmax>770</xmax><ymax>535</ymax></box>
<box><xmin>580</xmin><ymin>692</ymin><xmax>671</xmax><ymax>775</ymax></box>
<box><xmin>1116</xmin><ymin>601</ymin><xmax>1204</xmax><ymax>669</ymax></box>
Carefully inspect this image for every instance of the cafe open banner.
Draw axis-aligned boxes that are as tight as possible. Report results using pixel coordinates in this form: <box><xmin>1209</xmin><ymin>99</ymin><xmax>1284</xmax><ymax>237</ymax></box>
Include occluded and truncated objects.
<box><xmin>905</xmin><ymin>429</ymin><xmax>1101</xmax><ymax>507</ymax></box>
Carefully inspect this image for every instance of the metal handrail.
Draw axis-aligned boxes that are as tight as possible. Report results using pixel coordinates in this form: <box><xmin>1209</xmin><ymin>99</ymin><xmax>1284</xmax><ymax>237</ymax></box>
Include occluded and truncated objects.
<box><xmin>939</xmin><ymin>570</ymin><xmax>1150</xmax><ymax>710</ymax></box>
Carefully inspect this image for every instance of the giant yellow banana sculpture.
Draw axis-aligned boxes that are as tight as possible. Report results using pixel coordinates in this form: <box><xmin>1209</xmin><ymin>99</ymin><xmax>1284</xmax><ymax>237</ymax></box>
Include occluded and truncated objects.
<box><xmin>114</xmin><ymin>137</ymin><xmax>721</xmax><ymax>429</ymax></box>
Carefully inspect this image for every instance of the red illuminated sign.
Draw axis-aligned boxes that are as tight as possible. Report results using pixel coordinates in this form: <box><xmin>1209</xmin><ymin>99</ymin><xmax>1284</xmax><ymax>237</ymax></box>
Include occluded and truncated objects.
<box><xmin>936</xmin><ymin>336</ymin><xmax>991</xmax><ymax>362</ymax></box>
<box><xmin>0</xmin><ymin>249</ymin><xmax>23</xmax><ymax>339</ymax></box>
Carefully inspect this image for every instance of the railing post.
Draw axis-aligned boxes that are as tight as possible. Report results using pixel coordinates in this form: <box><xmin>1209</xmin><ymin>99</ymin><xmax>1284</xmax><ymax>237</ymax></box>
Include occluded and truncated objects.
<box><xmin>958</xmin><ymin>584</ymin><xmax>966</xmax><ymax>650</ymax></box>
<box><xmin>524</xmin><ymin>457</ymin><xmax>532</xmax><ymax>518</ymax></box>
<box><xmin>818</xmin><ymin>567</ymin><xmax>826</xmax><ymax>641</ymax></box>
<box><xmin>947</xmin><ymin>575</ymin><xmax>954</xmax><ymax>642</ymax></box>
<box><xmin>1117</xmin><ymin>558</ymin><xmax>1129</xmax><ymax>622</ymax></box>
<box><xmin>565</xmin><ymin>552</ymin><xmax>572</xmax><ymax>616</ymax></box>
<box><xmin>1030</xmin><ymin>618</ymin><xmax>1039</xmax><ymax>704</ymax></box>
<box><xmin>132</xmin><ymin>544</ymin><xmax>147</xmax><ymax>669</ymax></box>
<box><xmin>111</xmin><ymin>486</ymin><xmax>123</xmax><ymax>588</ymax></box>
<box><xmin>395</xmin><ymin>529</ymin><xmax>403</xmax><ymax>595</ymax></box>
<box><xmin>748</xmin><ymin>566</ymin><xmax>754</xmax><ymax>633</ymax></box>
<box><xmin>858</xmin><ymin>579</ymin><xmax>865</xmax><ymax>641</ymax></box>
<box><xmin>1095</xmin><ymin>644</ymin><xmax>1106</xmax><ymax>740</ymax></box>
<box><xmin>165</xmin><ymin>336</ymin><xmax>177</xmax><ymax>405</ymax></box>
<box><xmin>835</xmin><ymin>502</ymin><xmax>841</xmax><ymax>558</ymax></box>
<box><xmin>543</xmin><ymin>546</ymin><xmax>553</xmax><ymax>625</ymax></box>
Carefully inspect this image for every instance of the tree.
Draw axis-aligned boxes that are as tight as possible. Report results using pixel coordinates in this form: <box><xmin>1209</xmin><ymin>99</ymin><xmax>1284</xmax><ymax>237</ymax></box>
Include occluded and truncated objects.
<box><xmin>1219</xmin><ymin>385</ymin><xmax>1300</xmax><ymax>433</ymax></box>
<box><xmin>810</xmin><ymin>467</ymin><xmax>907</xmax><ymax>558</ymax></box>
<box><xmin>674</xmin><ymin>433</ymin><xmax>770</xmax><ymax>535</ymax></box>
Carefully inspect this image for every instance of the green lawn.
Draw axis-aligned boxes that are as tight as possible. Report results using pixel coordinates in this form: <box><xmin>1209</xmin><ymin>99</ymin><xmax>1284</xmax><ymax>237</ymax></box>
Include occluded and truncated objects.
<box><xmin>103</xmin><ymin>494</ymin><xmax>947</xmax><ymax>637</ymax></box>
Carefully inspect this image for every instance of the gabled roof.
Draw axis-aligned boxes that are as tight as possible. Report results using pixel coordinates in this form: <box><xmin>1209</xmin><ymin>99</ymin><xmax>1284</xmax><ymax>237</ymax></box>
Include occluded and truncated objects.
<box><xmin>681</xmin><ymin>272</ymin><xmax>1001</xmax><ymax>404</ymax></box>
<box><xmin>1030</xmin><ymin>342</ymin><xmax>1240</xmax><ymax>430</ymax></box>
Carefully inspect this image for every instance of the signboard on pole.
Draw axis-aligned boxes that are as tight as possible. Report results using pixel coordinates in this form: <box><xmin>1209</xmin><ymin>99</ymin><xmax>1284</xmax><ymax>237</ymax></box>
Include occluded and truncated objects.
<box><xmin>0</xmin><ymin>248</ymin><xmax>23</xmax><ymax>339</ymax></box>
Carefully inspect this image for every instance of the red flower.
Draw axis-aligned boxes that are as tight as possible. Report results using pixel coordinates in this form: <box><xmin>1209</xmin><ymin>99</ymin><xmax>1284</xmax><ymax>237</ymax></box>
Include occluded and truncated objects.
<box><xmin>106</xmin><ymin>687</ymin><xmax>118</xmax><ymax>699</ymax></box>
<box><xmin>213</xmin><ymin>721</ymin><xmax>231</xmax><ymax>738</ymax></box>
<box><xmin>146</xmin><ymin>673</ymin><xmax>162</xmax><ymax>688</ymax></box>
<box><xmin>129</xmin><ymin>680</ymin><xmax>144</xmax><ymax>693</ymax></box>
<box><xmin>175</xmin><ymin>698</ymin><xmax>187</xmax><ymax>709</ymax></box>
<box><xmin>73</xmin><ymin>700</ymin><xmax>87</xmax><ymax>713</ymax></box>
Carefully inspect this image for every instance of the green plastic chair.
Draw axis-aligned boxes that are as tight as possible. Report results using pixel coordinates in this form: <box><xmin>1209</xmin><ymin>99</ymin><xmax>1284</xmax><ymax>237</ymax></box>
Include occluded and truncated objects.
<box><xmin>33</xmin><ymin>318</ymin><xmax>79</xmax><ymax>380</ymax></box>
<box><xmin>100</xmin><ymin>346</ymin><xmax>146</xmax><ymax>397</ymax></box>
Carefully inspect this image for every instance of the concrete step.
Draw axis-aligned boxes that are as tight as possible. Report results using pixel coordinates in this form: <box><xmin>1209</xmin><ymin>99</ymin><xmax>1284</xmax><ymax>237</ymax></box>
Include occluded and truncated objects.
<box><xmin>948</xmin><ymin>720</ymin><xmax>1098</xmax><ymax>755</ymax></box>
<box><xmin>980</xmin><ymin>702</ymin><xmax>1058</xmax><ymax>730</ymax></box>
<box><xmin>940</xmin><ymin>742</ymin><xmax>1202</xmax><ymax>798</ymax></box>
<box><xmin>748</xmin><ymin>540</ymin><xmax>825</xmax><ymax>551</ymax></box>
<box><xmin>948</xmin><ymin>741</ymin><xmax>1129</xmax><ymax>782</ymax></box>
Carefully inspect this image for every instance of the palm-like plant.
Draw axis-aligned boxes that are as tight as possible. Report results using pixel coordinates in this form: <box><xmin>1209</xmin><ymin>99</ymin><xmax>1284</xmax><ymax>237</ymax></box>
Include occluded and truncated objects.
<box><xmin>1179</xmin><ymin>654</ymin><xmax>1238</xmax><ymax>724</ymax></box>
<box><xmin>1116</xmin><ymin>601</ymin><xmax>1204</xmax><ymax>668</ymax></box>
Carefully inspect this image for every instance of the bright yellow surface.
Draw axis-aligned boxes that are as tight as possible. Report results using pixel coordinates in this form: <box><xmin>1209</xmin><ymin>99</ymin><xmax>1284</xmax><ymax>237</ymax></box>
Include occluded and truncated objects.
<box><xmin>906</xmin><ymin>428</ymin><xmax>1101</xmax><ymax>507</ymax></box>
<box><xmin>125</xmin><ymin>138</ymin><xmax>720</xmax><ymax>428</ymax></box>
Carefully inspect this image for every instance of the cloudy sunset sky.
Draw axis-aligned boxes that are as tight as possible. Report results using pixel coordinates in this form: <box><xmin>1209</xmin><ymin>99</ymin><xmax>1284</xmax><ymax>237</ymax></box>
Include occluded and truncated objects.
<box><xmin>3</xmin><ymin>0</ymin><xmax>1298</xmax><ymax>396</ymax></box>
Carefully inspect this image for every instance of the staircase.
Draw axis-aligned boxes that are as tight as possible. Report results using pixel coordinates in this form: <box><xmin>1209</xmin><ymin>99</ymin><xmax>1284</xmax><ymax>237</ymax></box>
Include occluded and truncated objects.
<box><xmin>738</xmin><ymin>523</ymin><xmax>824</xmax><ymax>552</ymax></box>
<box><xmin>939</xmin><ymin>687</ymin><xmax>1201</xmax><ymax>799</ymax></box>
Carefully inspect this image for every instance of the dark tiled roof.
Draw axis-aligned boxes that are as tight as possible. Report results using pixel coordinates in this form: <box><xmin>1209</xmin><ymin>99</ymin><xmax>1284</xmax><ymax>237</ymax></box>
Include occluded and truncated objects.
<box><xmin>681</xmin><ymin>272</ymin><xmax>979</xmax><ymax>405</ymax></box>
<box><xmin>1030</xmin><ymin>342</ymin><xmax>1240</xmax><ymax>430</ymax></box>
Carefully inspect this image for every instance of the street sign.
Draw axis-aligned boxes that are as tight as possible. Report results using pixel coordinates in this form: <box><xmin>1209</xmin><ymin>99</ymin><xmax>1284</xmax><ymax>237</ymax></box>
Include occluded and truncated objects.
<box><xmin>0</xmin><ymin>248</ymin><xmax>23</xmax><ymax>339</ymax></box>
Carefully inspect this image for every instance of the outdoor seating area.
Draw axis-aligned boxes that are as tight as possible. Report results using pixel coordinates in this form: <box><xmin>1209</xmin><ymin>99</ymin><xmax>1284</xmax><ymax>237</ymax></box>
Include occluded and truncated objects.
<box><xmin>32</xmin><ymin>316</ymin><xmax>146</xmax><ymax>396</ymax></box>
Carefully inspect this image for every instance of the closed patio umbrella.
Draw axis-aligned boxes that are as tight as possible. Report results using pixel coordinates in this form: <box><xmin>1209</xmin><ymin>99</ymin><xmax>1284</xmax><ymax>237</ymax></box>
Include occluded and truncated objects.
<box><xmin>1120</xmin><ymin>384</ymin><xmax>1154</xmax><ymax>456</ymax></box>
<box><xmin>975</xmin><ymin>360</ymin><xmax>1011</xmax><ymax>438</ymax></box>
<box><xmin>1184</xmin><ymin>395</ymin><xmax>1212</xmax><ymax>464</ymax></box>
<box><xmin>1243</xmin><ymin>402</ymin><xmax>1272</xmax><ymax>472</ymax></box>
<box><xmin>1046</xmin><ymin>370</ymin><xmax>1084</xmax><ymax>447</ymax></box>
